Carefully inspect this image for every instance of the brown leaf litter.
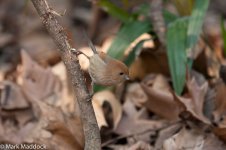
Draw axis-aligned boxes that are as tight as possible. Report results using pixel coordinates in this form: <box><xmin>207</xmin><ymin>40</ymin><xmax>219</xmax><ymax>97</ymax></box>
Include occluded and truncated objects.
<box><xmin>0</xmin><ymin>50</ymin><xmax>84</xmax><ymax>150</ymax></box>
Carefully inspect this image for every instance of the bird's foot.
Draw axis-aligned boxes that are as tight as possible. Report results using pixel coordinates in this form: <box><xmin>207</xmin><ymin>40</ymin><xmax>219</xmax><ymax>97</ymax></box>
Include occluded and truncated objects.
<box><xmin>86</xmin><ymin>93</ymin><xmax>94</xmax><ymax>102</ymax></box>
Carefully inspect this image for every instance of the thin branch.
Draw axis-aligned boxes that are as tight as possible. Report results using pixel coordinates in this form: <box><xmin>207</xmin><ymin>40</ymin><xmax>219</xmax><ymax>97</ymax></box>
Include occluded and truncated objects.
<box><xmin>31</xmin><ymin>0</ymin><xmax>101</xmax><ymax>149</ymax></box>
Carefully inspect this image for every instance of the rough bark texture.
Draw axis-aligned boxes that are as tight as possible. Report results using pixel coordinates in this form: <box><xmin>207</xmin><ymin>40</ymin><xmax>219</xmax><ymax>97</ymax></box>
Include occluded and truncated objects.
<box><xmin>31</xmin><ymin>0</ymin><xmax>101</xmax><ymax>149</ymax></box>
<box><xmin>150</xmin><ymin>0</ymin><xmax>166</xmax><ymax>46</ymax></box>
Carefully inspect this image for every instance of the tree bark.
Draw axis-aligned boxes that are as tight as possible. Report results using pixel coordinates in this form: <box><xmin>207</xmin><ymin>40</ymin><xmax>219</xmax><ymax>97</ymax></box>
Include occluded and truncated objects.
<box><xmin>150</xmin><ymin>0</ymin><xmax>166</xmax><ymax>46</ymax></box>
<box><xmin>31</xmin><ymin>0</ymin><xmax>101</xmax><ymax>149</ymax></box>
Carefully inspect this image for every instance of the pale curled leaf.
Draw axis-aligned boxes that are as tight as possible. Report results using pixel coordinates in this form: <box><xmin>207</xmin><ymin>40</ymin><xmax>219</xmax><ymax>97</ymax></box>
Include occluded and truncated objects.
<box><xmin>92</xmin><ymin>90</ymin><xmax>122</xmax><ymax>129</ymax></box>
<box><xmin>124</xmin><ymin>35</ymin><xmax>153</xmax><ymax>67</ymax></box>
<box><xmin>77</xmin><ymin>46</ymin><xmax>100</xmax><ymax>70</ymax></box>
<box><xmin>92</xmin><ymin>101</ymin><xmax>108</xmax><ymax>128</ymax></box>
<box><xmin>124</xmin><ymin>33</ymin><xmax>153</xmax><ymax>55</ymax></box>
<box><xmin>107</xmin><ymin>20</ymin><xmax>151</xmax><ymax>59</ymax></box>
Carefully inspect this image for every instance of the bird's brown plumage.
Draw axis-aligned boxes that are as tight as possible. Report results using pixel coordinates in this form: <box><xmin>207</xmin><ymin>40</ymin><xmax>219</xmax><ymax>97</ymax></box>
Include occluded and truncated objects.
<box><xmin>82</xmin><ymin>30</ymin><xmax>129</xmax><ymax>86</ymax></box>
<box><xmin>88</xmin><ymin>52</ymin><xmax>129</xmax><ymax>86</ymax></box>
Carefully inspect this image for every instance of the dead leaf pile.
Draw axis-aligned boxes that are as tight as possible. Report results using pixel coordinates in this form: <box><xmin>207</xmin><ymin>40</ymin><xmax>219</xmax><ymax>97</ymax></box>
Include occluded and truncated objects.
<box><xmin>0</xmin><ymin>51</ymin><xmax>84</xmax><ymax>150</ymax></box>
<box><xmin>98</xmin><ymin>71</ymin><xmax>226</xmax><ymax>149</ymax></box>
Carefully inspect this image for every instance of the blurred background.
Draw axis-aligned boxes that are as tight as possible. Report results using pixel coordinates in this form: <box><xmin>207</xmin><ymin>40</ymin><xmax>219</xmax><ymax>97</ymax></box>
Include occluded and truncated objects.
<box><xmin>1</xmin><ymin>0</ymin><xmax>226</xmax><ymax>149</ymax></box>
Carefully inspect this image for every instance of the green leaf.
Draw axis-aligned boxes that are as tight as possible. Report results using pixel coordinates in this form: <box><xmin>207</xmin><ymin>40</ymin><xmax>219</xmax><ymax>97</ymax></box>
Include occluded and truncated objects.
<box><xmin>93</xmin><ymin>85</ymin><xmax>112</xmax><ymax>93</ymax></box>
<box><xmin>221</xmin><ymin>17</ymin><xmax>226</xmax><ymax>56</ymax></box>
<box><xmin>98</xmin><ymin>0</ymin><xmax>132</xmax><ymax>23</ymax></box>
<box><xmin>134</xmin><ymin>3</ymin><xmax>151</xmax><ymax>17</ymax></box>
<box><xmin>166</xmin><ymin>18</ymin><xmax>189</xmax><ymax>95</ymax></box>
<box><xmin>124</xmin><ymin>39</ymin><xmax>151</xmax><ymax>66</ymax></box>
<box><xmin>163</xmin><ymin>9</ymin><xmax>179</xmax><ymax>25</ymax></box>
<box><xmin>108</xmin><ymin>20</ymin><xmax>151</xmax><ymax>59</ymax></box>
<box><xmin>186</xmin><ymin>0</ymin><xmax>209</xmax><ymax>67</ymax></box>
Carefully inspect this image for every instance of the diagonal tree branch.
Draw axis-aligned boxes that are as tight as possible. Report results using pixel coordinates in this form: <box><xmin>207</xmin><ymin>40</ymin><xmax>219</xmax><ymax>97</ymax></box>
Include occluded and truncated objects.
<box><xmin>31</xmin><ymin>0</ymin><xmax>101</xmax><ymax>149</ymax></box>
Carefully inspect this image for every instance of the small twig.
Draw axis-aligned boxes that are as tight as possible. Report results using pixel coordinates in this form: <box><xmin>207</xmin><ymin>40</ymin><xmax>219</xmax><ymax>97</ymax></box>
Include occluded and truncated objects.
<box><xmin>49</xmin><ymin>8</ymin><xmax>66</xmax><ymax>17</ymax></box>
<box><xmin>101</xmin><ymin>121</ymin><xmax>182</xmax><ymax>147</ymax></box>
<box><xmin>31</xmin><ymin>0</ymin><xmax>101</xmax><ymax>149</ymax></box>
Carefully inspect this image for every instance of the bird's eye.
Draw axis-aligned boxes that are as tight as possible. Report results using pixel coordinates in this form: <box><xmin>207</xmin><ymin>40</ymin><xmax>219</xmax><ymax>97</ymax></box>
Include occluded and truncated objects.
<box><xmin>119</xmin><ymin>72</ymin><xmax>124</xmax><ymax>75</ymax></box>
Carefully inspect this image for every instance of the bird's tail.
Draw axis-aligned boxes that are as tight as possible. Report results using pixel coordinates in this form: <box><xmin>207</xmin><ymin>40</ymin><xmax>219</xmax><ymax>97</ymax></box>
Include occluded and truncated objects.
<box><xmin>83</xmin><ymin>29</ymin><xmax>98</xmax><ymax>54</ymax></box>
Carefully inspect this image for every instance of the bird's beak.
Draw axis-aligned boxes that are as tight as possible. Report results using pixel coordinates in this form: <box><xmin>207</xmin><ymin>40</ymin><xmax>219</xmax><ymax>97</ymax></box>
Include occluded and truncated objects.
<box><xmin>125</xmin><ymin>75</ymin><xmax>130</xmax><ymax>80</ymax></box>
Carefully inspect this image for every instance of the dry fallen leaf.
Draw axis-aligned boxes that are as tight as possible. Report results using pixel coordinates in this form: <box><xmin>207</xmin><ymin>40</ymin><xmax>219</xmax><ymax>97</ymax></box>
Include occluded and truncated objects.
<box><xmin>205</xmin><ymin>46</ymin><xmax>221</xmax><ymax>77</ymax></box>
<box><xmin>211</xmin><ymin>81</ymin><xmax>226</xmax><ymax>143</ymax></box>
<box><xmin>0</xmin><ymin>50</ymin><xmax>85</xmax><ymax>149</ymax></box>
<box><xmin>107</xmin><ymin>141</ymin><xmax>153</xmax><ymax>150</ymax></box>
<box><xmin>92</xmin><ymin>100</ymin><xmax>108</xmax><ymax>128</ymax></box>
<box><xmin>163</xmin><ymin>127</ymin><xmax>205</xmax><ymax>150</ymax></box>
<box><xmin>20</xmin><ymin>33</ymin><xmax>60</xmax><ymax>65</ymax></box>
<box><xmin>21</xmin><ymin>98</ymin><xmax>84</xmax><ymax>150</ymax></box>
<box><xmin>0</xmin><ymin>81</ymin><xmax>29</xmax><ymax>110</ymax></box>
<box><xmin>0</xmin><ymin>81</ymin><xmax>34</xmax><ymax>129</ymax></box>
<box><xmin>202</xmin><ymin>133</ymin><xmax>226</xmax><ymax>150</ymax></box>
<box><xmin>212</xmin><ymin>81</ymin><xmax>226</xmax><ymax>124</ymax></box>
<box><xmin>154</xmin><ymin>123</ymin><xmax>182</xmax><ymax>149</ymax></box>
<box><xmin>129</xmin><ymin>51</ymin><xmax>169</xmax><ymax>80</ymax></box>
<box><xmin>37</xmin><ymin>101</ymin><xmax>84</xmax><ymax>149</ymax></box>
<box><xmin>19</xmin><ymin>50</ymin><xmax>62</xmax><ymax>106</ymax></box>
<box><xmin>125</xmin><ymin>33</ymin><xmax>154</xmax><ymax>55</ymax></box>
<box><xmin>128</xmin><ymin>141</ymin><xmax>153</xmax><ymax>150</ymax></box>
<box><xmin>141</xmin><ymin>74</ymin><xmax>183</xmax><ymax>120</ymax></box>
<box><xmin>213</xmin><ymin>127</ymin><xmax>226</xmax><ymax>144</ymax></box>
<box><xmin>115</xmin><ymin>99</ymin><xmax>166</xmax><ymax>142</ymax></box>
<box><xmin>125</xmin><ymin>83</ymin><xmax>148</xmax><ymax>107</ymax></box>
<box><xmin>92</xmin><ymin>90</ymin><xmax>122</xmax><ymax>129</ymax></box>
<box><xmin>174</xmin><ymin>78</ymin><xmax>210</xmax><ymax>124</ymax></box>
<box><xmin>20</xmin><ymin>51</ymin><xmax>84</xmax><ymax>147</ymax></box>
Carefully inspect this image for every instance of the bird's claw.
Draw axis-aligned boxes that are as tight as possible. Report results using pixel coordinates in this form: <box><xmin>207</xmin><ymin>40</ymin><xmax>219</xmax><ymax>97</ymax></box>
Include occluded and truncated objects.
<box><xmin>86</xmin><ymin>93</ymin><xmax>94</xmax><ymax>102</ymax></box>
<box><xmin>70</xmin><ymin>48</ymin><xmax>82</xmax><ymax>56</ymax></box>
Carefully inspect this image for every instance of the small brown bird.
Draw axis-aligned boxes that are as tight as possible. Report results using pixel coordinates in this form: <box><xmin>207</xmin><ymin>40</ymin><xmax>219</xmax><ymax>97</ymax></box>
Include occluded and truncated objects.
<box><xmin>74</xmin><ymin>32</ymin><xmax>129</xmax><ymax>86</ymax></box>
